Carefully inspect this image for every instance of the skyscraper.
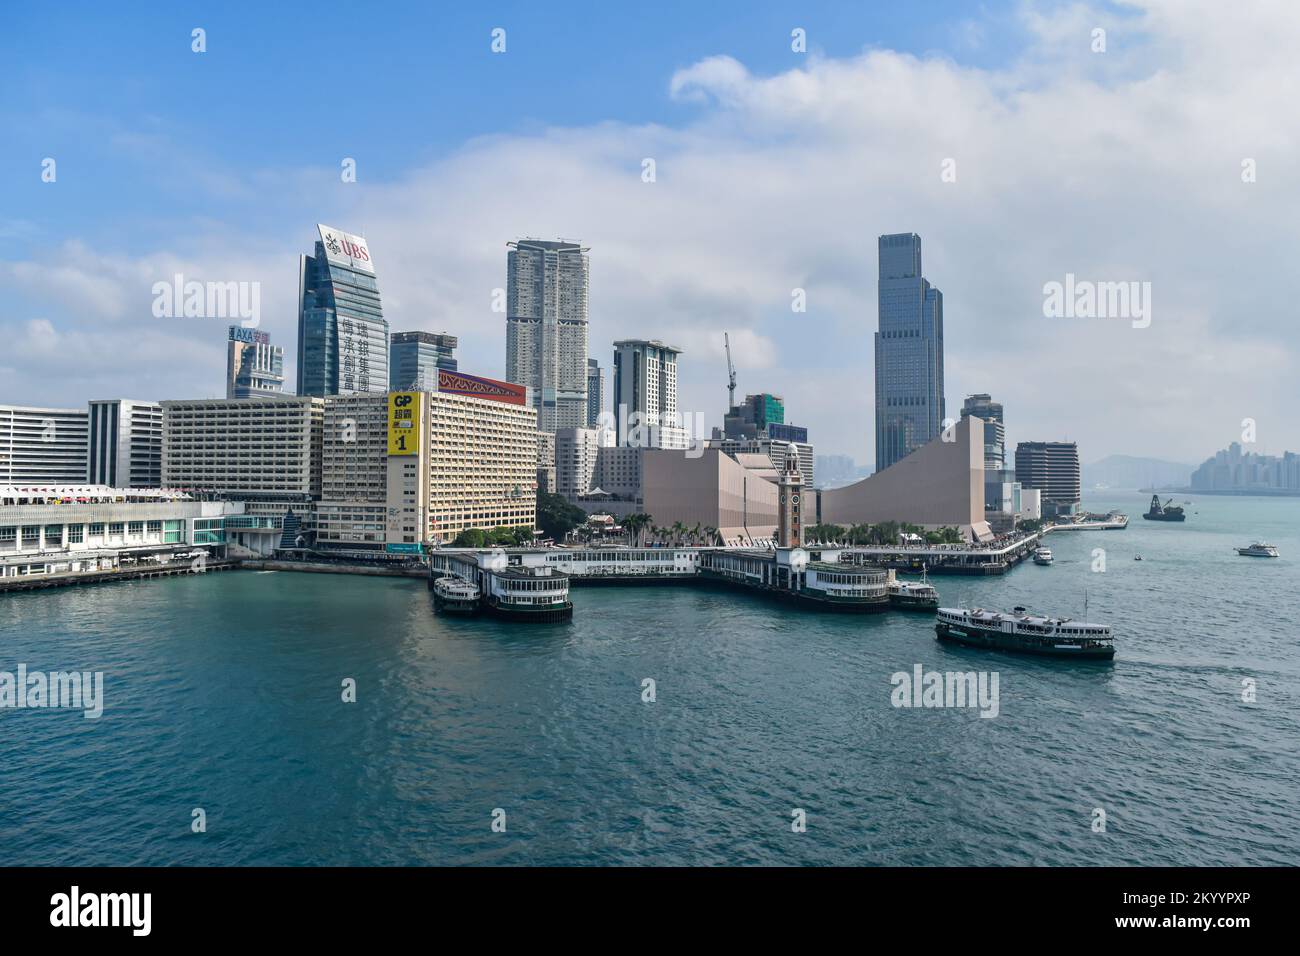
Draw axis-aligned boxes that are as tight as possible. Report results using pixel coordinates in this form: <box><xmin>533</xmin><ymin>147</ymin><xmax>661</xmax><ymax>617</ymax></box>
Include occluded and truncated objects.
<box><xmin>226</xmin><ymin>326</ymin><xmax>285</xmax><ymax>399</ymax></box>
<box><xmin>505</xmin><ymin>238</ymin><xmax>589</xmax><ymax>433</ymax></box>
<box><xmin>612</xmin><ymin>339</ymin><xmax>686</xmax><ymax>448</ymax></box>
<box><xmin>874</xmin><ymin>233</ymin><xmax>945</xmax><ymax>472</ymax></box>
<box><xmin>297</xmin><ymin>224</ymin><xmax>388</xmax><ymax>397</ymax></box>
<box><xmin>586</xmin><ymin>358</ymin><xmax>604</xmax><ymax>428</ymax></box>
<box><xmin>960</xmin><ymin>393</ymin><xmax>1005</xmax><ymax>470</ymax></box>
<box><xmin>389</xmin><ymin>331</ymin><xmax>458</xmax><ymax>390</ymax></box>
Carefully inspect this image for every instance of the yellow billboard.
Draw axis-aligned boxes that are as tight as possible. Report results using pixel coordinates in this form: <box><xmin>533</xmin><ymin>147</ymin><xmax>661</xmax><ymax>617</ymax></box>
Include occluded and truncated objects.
<box><xmin>387</xmin><ymin>391</ymin><xmax>421</xmax><ymax>456</ymax></box>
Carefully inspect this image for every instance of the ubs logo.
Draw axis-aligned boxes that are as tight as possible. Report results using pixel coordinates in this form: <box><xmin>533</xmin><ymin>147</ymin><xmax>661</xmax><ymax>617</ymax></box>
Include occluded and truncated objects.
<box><xmin>323</xmin><ymin>231</ymin><xmax>371</xmax><ymax>263</ymax></box>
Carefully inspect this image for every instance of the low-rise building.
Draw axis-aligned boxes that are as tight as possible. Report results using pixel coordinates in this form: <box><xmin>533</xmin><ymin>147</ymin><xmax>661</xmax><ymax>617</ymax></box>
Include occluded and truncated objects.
<box><xmin>0</xmin><ymin>486</ymin><xmax>247</xmax><ymax>577</ymax></box>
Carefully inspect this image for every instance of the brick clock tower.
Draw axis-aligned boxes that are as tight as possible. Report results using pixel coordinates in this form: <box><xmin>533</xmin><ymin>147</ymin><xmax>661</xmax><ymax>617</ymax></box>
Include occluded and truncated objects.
<box><xmin>777</xmin><ymin>451</ymin><xmax>805</xmax><ymax>548</ymax></box>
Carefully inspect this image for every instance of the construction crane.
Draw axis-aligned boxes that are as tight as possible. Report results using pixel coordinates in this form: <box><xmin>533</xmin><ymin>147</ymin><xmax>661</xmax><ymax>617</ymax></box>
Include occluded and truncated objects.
<box><xmin>724</xmin><ymin>331</ymin><xmax>737</xmax><ymax>411</ymax></box>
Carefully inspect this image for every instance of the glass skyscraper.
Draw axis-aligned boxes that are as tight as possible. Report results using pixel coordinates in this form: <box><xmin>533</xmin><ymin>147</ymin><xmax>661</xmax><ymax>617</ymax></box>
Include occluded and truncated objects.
<box><xmin>389</xmin><ymin>331</ymin><xmax>458</xmax><ymax>390</ymax></box>
<box><xmin>874</xmin><ymin>233</ymin><xmax>945</xmax><ymax>472</ymax></box>
<box><xmin>297</xmin><ymin>224</ymin><xmax>388</xmax><ymax>397</ymax></box>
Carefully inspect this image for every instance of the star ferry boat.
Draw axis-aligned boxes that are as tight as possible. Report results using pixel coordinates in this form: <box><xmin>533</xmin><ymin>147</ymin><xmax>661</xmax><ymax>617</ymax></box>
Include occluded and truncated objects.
<box><xmin>935</xmin><ymin>607</ymin><xmax>1115</xmax><ymax>659</ymax></box>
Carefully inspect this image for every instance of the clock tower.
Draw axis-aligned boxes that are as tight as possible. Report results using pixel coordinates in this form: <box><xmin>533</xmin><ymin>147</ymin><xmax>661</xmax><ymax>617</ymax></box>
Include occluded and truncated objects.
<box><xmin>777</xmin><ymin>451</ymin><xmax>804</xmax><ymax>548</ymax></box>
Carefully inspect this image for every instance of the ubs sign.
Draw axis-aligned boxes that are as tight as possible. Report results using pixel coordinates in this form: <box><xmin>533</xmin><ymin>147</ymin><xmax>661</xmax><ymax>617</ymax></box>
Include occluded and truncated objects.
<box><xmin>317</xmin><ymin>223</ymin><xmax>375</xmax><ymax>275</ymax></box>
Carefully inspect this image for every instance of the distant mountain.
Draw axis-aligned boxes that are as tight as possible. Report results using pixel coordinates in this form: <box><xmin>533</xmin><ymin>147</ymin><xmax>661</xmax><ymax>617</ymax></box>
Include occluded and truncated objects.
<box><xmin>1083</xmin><ymin>455</ymin><xmax>1193</xmax><ymax>490</ymax></box>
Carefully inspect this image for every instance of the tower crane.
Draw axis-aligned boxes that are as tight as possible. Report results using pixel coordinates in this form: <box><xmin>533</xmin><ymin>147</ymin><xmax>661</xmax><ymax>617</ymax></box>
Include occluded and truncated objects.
<box><xmin>724</xmin><ymin>331</ymin><xmax>737</xmax><ymax>411</ymax></box>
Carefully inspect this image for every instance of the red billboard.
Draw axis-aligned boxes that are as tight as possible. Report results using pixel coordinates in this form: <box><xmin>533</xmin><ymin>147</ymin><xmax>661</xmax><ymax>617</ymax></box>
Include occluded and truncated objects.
<box><xmin>436</xmin><ymin>369</ymin><xmax>527</xmax><ymax>406</ymax></box>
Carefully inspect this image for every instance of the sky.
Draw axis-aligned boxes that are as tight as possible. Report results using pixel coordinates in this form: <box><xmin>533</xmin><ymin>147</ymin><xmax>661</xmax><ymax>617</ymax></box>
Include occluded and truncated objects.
<box><xmin>3</xmin><ymin>0</ymin><xmax>1297</xmax><ymax>469</ymax></box>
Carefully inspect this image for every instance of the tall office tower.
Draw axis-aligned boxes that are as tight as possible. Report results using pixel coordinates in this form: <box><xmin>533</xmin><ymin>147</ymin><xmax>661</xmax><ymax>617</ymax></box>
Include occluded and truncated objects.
<box><xmin>297</xmin><ymin>224</ymin><xmax>389</xmax><ymax>397</ymax></box>
<box><xmin>0</xmin><ymin>405</ymin><xmax>89</xmax><ymax>484</ymax></box>
<box><xmin>389</xmin><ymin>331</ymin><xmax>458</xmax><ymax>390</ymax></box>
<box><xmin>226</xmin><ymin>327</ymin><xmax>285</xmax><ymax>399</ymax></box>
<box><xmin>87</xmin><ymin>400</ymin><xmax>163</xmax><ymax>488</ymax></box>
<box><xmin>505</xmin><ymin>238</ymin><xmax>590</xmax><ymax>432</ymax></box>
<box><xmin>612</xmin><ymin>339</ymin><xmax>686</xmax><ymax>448</ymax></box>
<box><xmin>960</xmin><ymin>393</ymin><xmax>1005</xmax><ymax>470</ymax></box>
<box><xmin>586</xmin><ymin>358</ymin><xmax>604</xmax><ymax>427</ymax></box>
<box><xmin>874</xmin><ymin>233</ymin><xmax>945</xmax><ymax>473</ymax></box>
<box><xmin>1014</xmin><ymin>441</ymin><xmax>1081</xmax><ymax>517</ymax></box>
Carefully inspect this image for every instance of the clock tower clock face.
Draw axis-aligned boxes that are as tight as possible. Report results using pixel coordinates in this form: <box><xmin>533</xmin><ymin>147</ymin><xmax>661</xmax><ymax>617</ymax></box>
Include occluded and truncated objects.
<box><xmin>792</xmin><ymin>494</ymin><xmax>800</xmax><ymax>504</ymax></box>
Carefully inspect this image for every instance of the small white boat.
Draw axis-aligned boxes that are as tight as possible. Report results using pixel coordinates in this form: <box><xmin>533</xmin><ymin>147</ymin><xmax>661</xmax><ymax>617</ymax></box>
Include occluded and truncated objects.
<box><xmin>1236</xmin><ymin>542</ymin><xmax>1279</xmax><ymax>558</ymax></box>
<box><xmin>1033</xmin><ymin>547</ymin><xmax>1053</xmax><ymax>565</ymax></box>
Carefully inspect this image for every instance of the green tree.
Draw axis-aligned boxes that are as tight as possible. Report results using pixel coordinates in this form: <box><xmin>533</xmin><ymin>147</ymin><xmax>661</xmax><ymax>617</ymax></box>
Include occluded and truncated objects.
<box><xmin>452</xmin><ymin>528</ymin><xmax>490</xmax><ymax>548</ymax></box>
<box><xmin>535</xmin><ymin>491</ymin><xmax>587</xmax><ymax>541</ymax></box>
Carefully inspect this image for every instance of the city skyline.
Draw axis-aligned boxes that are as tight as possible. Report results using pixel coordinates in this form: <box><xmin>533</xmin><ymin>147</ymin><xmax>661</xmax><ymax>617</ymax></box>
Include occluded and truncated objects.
<box><xmin>4</xmin><ymin>2</ymin><xmax>1297</xmax><ymax>468</ymax></box>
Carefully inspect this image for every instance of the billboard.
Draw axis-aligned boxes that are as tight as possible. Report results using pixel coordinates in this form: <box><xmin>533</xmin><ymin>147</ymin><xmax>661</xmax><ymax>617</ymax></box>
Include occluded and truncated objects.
<box><xmin>228</xmin><ymin>326</ymin><xmax>269</xmax><ymax>345</ymax></box>
<box><xmin>436</xmin><ymin>369</ymin><xmax>527</xmax><ymax>406</ymax></box>
<box><xmin>317</xmin><ymin>223</ymin><xmax>375</xmax><ymax>275</ymax></box>
<box><xmin>387</xmin><ymin>391</ymin><xmax>422</xmax><ymax>455</ymax></box>
<box><xmin>768</xmin><ymin>422</ymin><xmax>809</xmax><ymax>444</ymax></box>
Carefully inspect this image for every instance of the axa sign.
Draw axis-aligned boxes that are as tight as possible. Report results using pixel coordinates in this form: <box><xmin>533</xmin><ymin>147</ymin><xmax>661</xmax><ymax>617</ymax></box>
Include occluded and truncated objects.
<box><xmin>317</xmin><ymin>223</ymin><xmax>375</xmax><ymax>274</ymax></box>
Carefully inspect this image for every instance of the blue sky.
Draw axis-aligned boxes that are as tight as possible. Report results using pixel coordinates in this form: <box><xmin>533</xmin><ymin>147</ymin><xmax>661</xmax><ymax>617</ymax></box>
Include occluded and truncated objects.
<box><xmin>2</xmin><ymin>1</ymin><xmax>1294</xmax><ymax>467</ymax></box>
<box><xmin>5</xmin><ymin>1</ymin><xmax>1031</xmax><ymax>252</ymax></box>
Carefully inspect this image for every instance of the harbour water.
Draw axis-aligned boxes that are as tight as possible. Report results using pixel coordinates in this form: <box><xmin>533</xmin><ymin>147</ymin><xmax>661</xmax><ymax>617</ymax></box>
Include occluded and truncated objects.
<box><xmin>1</xmin><ymin>493</ymin><xmax>1297</xmax><ymax>866</ymax></box>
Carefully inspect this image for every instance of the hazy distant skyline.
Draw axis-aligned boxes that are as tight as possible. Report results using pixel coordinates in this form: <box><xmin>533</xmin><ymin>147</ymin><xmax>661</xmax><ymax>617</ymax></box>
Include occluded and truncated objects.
<box><xmin>4</xmin><ymin>1</ymin><xmax>1297</xmax><ymax>467</ymax></box>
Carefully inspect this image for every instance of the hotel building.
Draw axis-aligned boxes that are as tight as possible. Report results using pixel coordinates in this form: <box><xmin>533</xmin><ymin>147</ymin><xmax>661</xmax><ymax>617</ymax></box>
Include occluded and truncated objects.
<box><xmin>297</xmin><ymin>224</ymin><xmax>389</xmax><ymax>397</ymax></box>
<box><xmin>505</xmin><ymin>238</ymin><xmax>590</xmax><ymax>432</ymax></box>
<box><xmin>428</xmin><ymin>384</ymin><xmax>537</xmax><ymax>542</ymax></box>
<box><xmin>86</xmin><ymin>399</ymin><xmax>163</xmax><ymax>488</ymax></box>
<box><xmin>875</xmin><ymin>233</ymin><xmax>945</xmax><ymax>472</ymax></box>
<box><xmin>316</xmin><ymin>374</ymin><xmax>538</xmax><ymax>550</ymax></box>
<box><xmin>226</xmin><ymin>326</ymin><xmax>285</xmax><ymax>399</ymax></box>
<box><xmin>0</xmin><ymin>405</ymin><xmax>89</xmax><ymax>484</ymax></box>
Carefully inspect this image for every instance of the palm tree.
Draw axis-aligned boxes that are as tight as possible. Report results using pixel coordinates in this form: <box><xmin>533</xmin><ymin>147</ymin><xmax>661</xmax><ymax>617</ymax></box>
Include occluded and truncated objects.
<box><xmin>703</xmin><ymin>525</ymin><xmax>718</xmax><ymax>546</ymax></box>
